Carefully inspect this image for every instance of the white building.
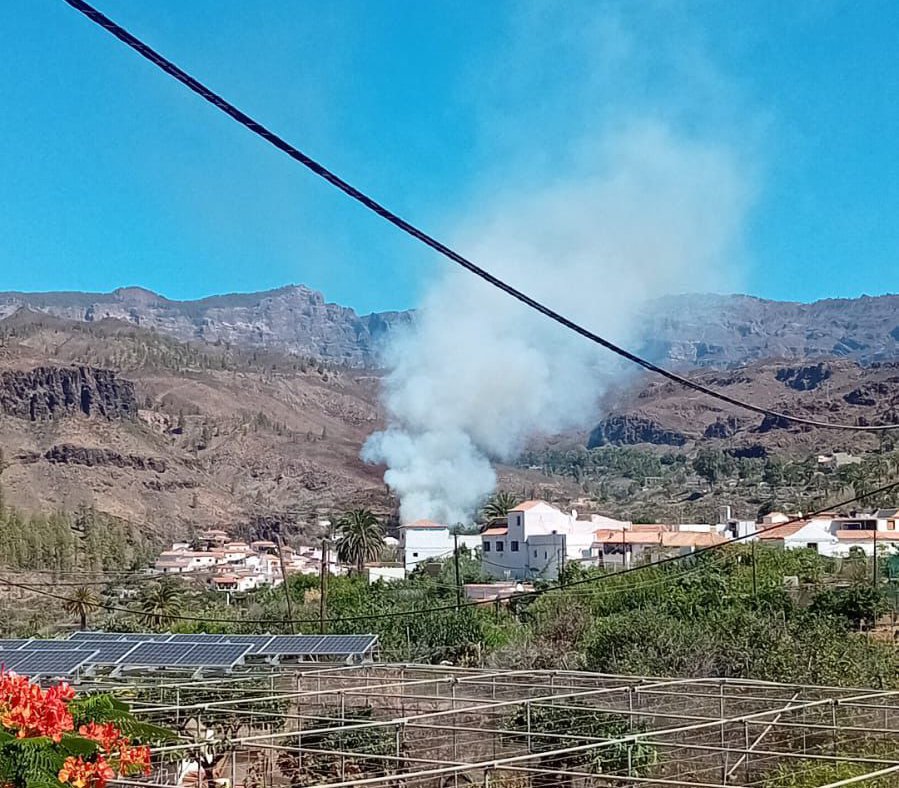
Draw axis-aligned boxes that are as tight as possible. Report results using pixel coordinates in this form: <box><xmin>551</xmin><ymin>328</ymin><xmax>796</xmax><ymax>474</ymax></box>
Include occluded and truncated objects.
<box><xmin>399</xmin><ymin>520</ymin><xmax>480</xmax><ymax>571</ymax></box>
<box><xmin>480</xmin><ymin>500</ymin><xmax>610</xmax><ymax>581</ymax></box>
<box><xmin>759</xmin><ymin>511</ymin><xmax>899</xmax><ymax>557</ymax></box>
<box><xmin>154</xmin><ymin>551</ymin><xmax>219</xmax><ymax>574</ymax></box>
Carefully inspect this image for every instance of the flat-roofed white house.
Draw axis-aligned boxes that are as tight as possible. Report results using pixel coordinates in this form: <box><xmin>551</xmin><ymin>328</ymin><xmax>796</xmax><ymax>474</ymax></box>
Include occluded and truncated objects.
<box><xmin>758</xmin><ymin>512</ymin><xmax>899</xmax><ymax>557</ymax></box>
<box><xmin>399</xmin><ymin>520</ymin><xmax>480</xmax><ymax>571</ymax></box>
<box><xmin>480</xmin><ymin>500</ymin><xmax>609</xmax><ymax>581</ymax></box>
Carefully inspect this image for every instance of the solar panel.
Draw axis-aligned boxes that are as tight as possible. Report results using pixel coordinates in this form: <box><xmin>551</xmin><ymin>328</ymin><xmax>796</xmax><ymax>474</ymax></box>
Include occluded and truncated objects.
<box><xmin>23</xmin><ymin>640</ymin><xmax>84</xmax><ymax>650</ymax></box>
<box><xmin>118</xmin><ymin>642</ymin><xmax>196</xmax><ymax>667</ymax></box>
<box><xmin>175</xmin><ymin>644</ymin><xmax>251</xmax><ymax>668</ymax></box>
<box><xmin>308</xmin><ymin>635</ymin><xmax>378</xmax><ymax>656</ymax></box>
<box><xmin>81</xmin><ymin>642</ymin><xmax>140</xmax><ymax>665</ymax></box>
<box><xmin>219</xmin><ymin>635</ymin><xmax>274</xmax><ymax>654</ymax></box>
<box><xmin>1</xmin><ymin>649</ymin><xmax>96</xmax><ymax>677</ymax></box>
<box><xmin>0</xmin><ymin>640</ymin><xmax>32</xmax><ymax>650</ymax></box>
<box><xmin>68</xmin><ymin>632</ymin><xmax>125</xmax><ymax>642</ymax></box>
<box><xmin>263</xmin><ymin>635</ymin><xmax>326</xmax><ymax>655</ymax></box>
<box><xmin>167</xmin><ymin>633</ymin><xmax>226</xmax><ymax>643</ymax></box>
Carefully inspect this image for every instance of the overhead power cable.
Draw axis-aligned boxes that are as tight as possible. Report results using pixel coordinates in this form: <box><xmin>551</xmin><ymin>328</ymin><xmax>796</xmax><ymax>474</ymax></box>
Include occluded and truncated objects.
<box><xmin>5</xmin><ymin>477</ymin><xmax>898</xmax><ymax>627</ymax></box>
<box><xmin>60</xmin><ymin>0</ymin><xmax>899</xmax><ymax>434</ymax></box>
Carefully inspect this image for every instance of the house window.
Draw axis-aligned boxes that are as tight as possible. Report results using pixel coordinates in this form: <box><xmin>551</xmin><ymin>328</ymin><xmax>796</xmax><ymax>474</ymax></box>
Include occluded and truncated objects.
<box><xmin>544</xmin><ymin>551</ymin><xmax>548</xmax><ymax>559</ymax></box>
<box><xmin>483</xmin><ymin>542</ymin><xmax>491</xmax><ymax>552</ymax></box>
<box><xmin>412</xmin><ymin>552</ymin><xmax>419</xmax><ymax>558</ymax></box>
<box><xmin>496</xmin><ymin>541</ymin><xmax>504</xmax><ymax>552</ymax></box>
<box><xmin>511</xmin><ymin>541</ymin><xmax>519</xmax><ymax>552</ymax></box>
<box><xmin>534</xmin><ymin>550</ymin><xmax>538</xmax><ymax>557</ymax></box>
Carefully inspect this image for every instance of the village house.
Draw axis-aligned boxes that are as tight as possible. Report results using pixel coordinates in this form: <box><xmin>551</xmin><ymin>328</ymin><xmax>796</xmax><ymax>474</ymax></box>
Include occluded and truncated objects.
<box><xmin>399</xmin><ymin>520</ymin><xmax>480</xmax><ymax>571</ymax></box>
<box><xmin>758</xmin><ymin>510</ymin><xmax>899</xmax><ymax>557</ymax></box>
<box><xmin>152</xmin><ymin>530</ymin><xmax>341</xmax><ymax>592</ymax></box>
<box><xmin>592</xmin><ymin>524</ymin><xmax>727</xmax><ymax>568</ymax></box>
<box><xmin>480</xmin><ymin>500</ymin><xmax>615</xmax><ymax>581</ymax></box>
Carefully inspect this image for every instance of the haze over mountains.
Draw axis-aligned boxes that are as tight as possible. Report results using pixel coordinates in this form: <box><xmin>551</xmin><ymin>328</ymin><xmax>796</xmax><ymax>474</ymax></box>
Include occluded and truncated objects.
<box><xmin>2</xmin><ymin>286</ymin><xmax>898</xmax><ymax>369</ymax></box>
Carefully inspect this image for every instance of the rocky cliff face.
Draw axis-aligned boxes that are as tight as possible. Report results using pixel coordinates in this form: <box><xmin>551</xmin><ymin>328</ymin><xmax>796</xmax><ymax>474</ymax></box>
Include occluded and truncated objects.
<box><xmin>0</xmin><ymin>366</ymin><xmax>137</xmax><ymax>421</ymax></box>
<box><xmin>3</xmin><ymin>286</ymin><xmax>898</xmax><ymax>370</ymax></box>
<box><xmin>0</xmin><ymin>285</ymin><xmax>412</xmax><ymax>368</ymax></box>
<box><xmin>589</xmin><ymin>359</ymin><xmax>899</xmax><ymax>454</ymax></box>
<box><xmin>640</xmin><ymin>293</ymin><xmax>899</xmax><ymax>367</ymax></box>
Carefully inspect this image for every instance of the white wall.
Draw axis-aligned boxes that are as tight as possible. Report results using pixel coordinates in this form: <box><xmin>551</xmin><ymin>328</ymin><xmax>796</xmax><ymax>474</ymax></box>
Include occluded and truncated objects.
<box><xmin>401</xmin><ymin>527</ymin><xmax>453</xmax><ymax>569</ymax></box>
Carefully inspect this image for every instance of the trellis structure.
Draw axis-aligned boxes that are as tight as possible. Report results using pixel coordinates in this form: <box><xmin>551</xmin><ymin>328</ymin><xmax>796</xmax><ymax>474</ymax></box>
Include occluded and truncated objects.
<box><xmin>96</xmin><ymin>664</ymin><xmax>899</xmax><ymax>788</ymax></box>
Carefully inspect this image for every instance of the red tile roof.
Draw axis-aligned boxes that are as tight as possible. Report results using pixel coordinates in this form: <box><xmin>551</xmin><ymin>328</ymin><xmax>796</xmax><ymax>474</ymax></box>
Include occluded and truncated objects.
<box><xmin>481</xmin><ymin>527</ymin><xmax>509</xmax><ymax>536</ymax></box>
<box><xmin>758</xmin><ymin>522</ymin><xmax>807</xmax><ymax>540</ymax></box>
<box><xmin>662</xmin><ymin>532</ymin><xmax>726</xmax><ymax>548</ymax></box>
<box><xmin>400</xmin><ymin>519</ymin><xmax>447</xmax><ymax>530</ymax></box>
<box><xmin>835</xmin><ymin>530</ymin><xmax>878</xmax><ymax>541</ymax></box>
<box><xmin>510</xmin><ymin>500</ymin><xmax>549</xmax><ymax>512</ymax></box>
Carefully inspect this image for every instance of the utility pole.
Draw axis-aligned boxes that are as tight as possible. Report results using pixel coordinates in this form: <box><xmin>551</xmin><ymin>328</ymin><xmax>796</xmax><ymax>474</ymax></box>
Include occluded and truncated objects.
<box><xmin>751</xmin><ymin>540</ymin><xmax>757</xmax><ymax>598</ymax></box>
<box><xmin>453</xmin><ymin>531</ymin><xmax>462</xmax><ymax>611</ymax></box>
<box><xmin>274</xmin><ymin>528</ymin><xmax>296</xmax><ymax>634</ymax></box>
<box><xmin>559</xmin><ymin>537</ymin><xmax>567</xmax><ymax>586</ymax></box>
<box><xmin>319</xmin><ymin>538</ymin><xmax>329</xmax><ymax>634</ymax></box>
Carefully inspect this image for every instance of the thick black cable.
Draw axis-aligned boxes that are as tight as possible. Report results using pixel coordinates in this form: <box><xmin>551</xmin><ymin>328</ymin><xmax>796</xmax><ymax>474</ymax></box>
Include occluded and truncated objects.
<box><xmin>5</xmin><ymin>477</ymin><xmax>898</xmax><ymax>627</ymax></box>
<box><xmin>59</xmin><ymin>0</ymin><xmax>898</xmax><ymax>433</ymax></box>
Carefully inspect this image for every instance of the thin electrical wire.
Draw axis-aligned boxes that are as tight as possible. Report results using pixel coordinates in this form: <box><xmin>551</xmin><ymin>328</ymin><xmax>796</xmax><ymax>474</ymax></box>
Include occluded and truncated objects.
<box><xmin>2</xmin><ymin>477</ymin><xmax>896</xmax><ymax>627</ymax></box>
<box><xmin>59</xmin><ymin>0</ymin><xmax>899</xmax><ymax>434</ymax></box>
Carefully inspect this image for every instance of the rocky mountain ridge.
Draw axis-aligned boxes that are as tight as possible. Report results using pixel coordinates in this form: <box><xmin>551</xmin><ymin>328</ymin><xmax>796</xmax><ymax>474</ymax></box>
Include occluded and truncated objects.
<box><xmin>0</xmin><ymin>285</ymin><xmax>412</xmax><ymax>368</ymax></box>
<box><xmin>2</xmin><ymin>286</ymin><xmax>898</xmax><ymax>370</ymax></box>
<box><xmin>641</xmin><ymin>293</ymin><xmax>899</xmax><ymax>367</ymax></box>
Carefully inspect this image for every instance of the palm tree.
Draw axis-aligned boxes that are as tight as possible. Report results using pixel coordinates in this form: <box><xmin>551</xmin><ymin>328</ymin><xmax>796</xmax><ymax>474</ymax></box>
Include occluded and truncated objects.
<box><xmin>335</xmin><ymin>509</ymin><xmax>385</xmax><ymax>574</ymax></box>
<box><xmin>64</xmin><ymin>586</ymin><xmax>99</xmax><ymax>631</ymax></box>
<box><xmin>138</xmin><ymin>579</ymin><xmax>185</xmax><ymax>629</ymax></box>
<box><xmin>481</xmin><ymin>491</ymin><xmax>518</xmax><ymax>522</ymax></box>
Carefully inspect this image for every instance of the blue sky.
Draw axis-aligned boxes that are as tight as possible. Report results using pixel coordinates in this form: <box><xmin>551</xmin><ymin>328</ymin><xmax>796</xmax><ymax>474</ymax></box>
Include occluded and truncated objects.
<box><xmin>1</xmin><ymin>1</ymin><xmax>897</xmax><ymax>313</ymax></box>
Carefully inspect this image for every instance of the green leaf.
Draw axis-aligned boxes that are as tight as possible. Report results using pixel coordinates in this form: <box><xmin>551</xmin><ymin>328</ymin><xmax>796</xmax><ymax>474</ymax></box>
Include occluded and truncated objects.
<box><xmin>58</xmin><ymin>734</ymin><xmax>100</xmax><ymax>758</ymax></box>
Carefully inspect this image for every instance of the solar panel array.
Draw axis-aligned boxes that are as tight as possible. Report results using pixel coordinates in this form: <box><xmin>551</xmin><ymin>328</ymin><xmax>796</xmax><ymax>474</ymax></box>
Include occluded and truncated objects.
<box><xmin>0</xmin><ymin>631</ymin><xmax>377</xmax><ymax>676</ymax></box>
<box><xmin>0</xmin><ymin>649</ymin><xmax>95</xmax><ymax>678</ymax></box>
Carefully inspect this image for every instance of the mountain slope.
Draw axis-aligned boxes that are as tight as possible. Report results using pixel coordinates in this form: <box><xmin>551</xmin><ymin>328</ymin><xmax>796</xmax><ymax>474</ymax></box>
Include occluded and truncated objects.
<box><xmin>590</xmin><ymin>358</ymin><xmax>899</xmax><ymax>456</ymax></box>
<box><xmin>0</xmin><ymin>285</ymin><xmax>413</xmax><ymax>368</ymax></box>
<box><xmin>0</xmin><ymin>311</ymin><xmax>391</xmax><ymax>540</ymax></box>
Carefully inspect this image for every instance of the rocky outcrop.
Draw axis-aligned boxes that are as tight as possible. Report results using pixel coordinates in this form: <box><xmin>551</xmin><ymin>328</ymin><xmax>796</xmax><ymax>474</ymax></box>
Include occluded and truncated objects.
<box><xmin>703</xmin><ymin>416</ymin><xmax>743</xmax><ymax>439</ymax></box>
<box><xmin>844</xmin><ymin>382</ymin><xmax>893</xmax><ymax>406</ymax></box>
<box><xmin>39</xmin><ymin>444</ymin><xmax>166</xmax><ymax>472</ymax></box>
<box><xmin>0</xmin><ymin>366</ymin><xmax>137</xmax><ymax>421</ymax></box>
<box><xmin>775</xmin><ymin>363</ymin><xmax>832</xmax><ymax>391</ymax></box>
<box><xmin>588</xmin><ymin>415</ymin><xmax>687</xmax><ymax>447</ymax></box>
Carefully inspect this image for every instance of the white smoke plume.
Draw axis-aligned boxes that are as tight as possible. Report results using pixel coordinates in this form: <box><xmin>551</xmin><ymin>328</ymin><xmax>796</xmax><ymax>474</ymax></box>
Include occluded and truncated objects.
<box><xmin>363</xmin><ymin>122</ymin><xmax>751</xmax><ymax>524</ymax></box>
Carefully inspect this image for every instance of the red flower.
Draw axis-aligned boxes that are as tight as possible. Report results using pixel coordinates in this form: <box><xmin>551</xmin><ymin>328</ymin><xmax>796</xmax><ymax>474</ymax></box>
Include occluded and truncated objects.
<box><xmin>0</xmin><ymin>672</ymin><xmax>74</xmax><ymax>742</ymax></box>
<box><xmin>58</xmin><ymin>755</ymin><xmax>115</xmax><ymax>788</ymax></box>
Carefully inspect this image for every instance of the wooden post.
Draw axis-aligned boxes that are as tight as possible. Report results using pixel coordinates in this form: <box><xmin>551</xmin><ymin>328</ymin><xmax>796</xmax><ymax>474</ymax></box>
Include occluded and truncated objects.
<box><xmin>275</xmin><ymin>530</ymin><xmax>296</xmax><ymax>634</ymax></box>
<box><xmin>319</xmin><ymin>539</ymin><xmax>329</xmax><ymax>634</ymax></box>
<box><xmin>453</xmin><ymin>531</ymin><xmax>462</xmax><ymax>611</ymax></box>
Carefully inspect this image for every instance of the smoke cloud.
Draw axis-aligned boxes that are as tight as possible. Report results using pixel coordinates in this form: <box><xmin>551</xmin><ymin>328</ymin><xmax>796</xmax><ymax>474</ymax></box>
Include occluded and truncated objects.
<box><xmin>363</xmin><ymin>122</ymin><xmax>751</xmax><ymax>524</ymax></box>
